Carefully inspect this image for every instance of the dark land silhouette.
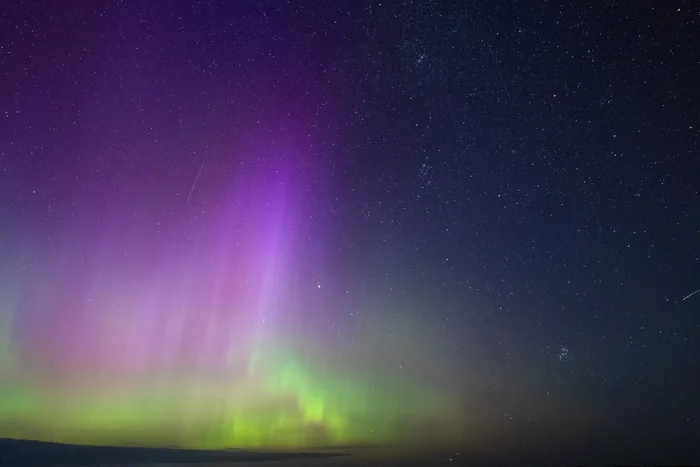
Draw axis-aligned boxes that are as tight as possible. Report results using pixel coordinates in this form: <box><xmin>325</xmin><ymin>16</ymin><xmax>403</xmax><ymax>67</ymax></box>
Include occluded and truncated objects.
<box><xmin>0</xmin><ymin>438</ymin><xmax>345</xmax><ymax>467</ymax></box>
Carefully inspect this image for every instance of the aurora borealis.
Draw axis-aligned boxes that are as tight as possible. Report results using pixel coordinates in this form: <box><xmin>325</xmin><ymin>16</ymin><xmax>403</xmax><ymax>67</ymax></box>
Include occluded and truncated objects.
<box><xmin>0</xmin><ymin>0</ymin><xmax>473</xmax><ymax>448</ymax></box>
<box><xmin>2</xmin><ymin>0</ymin><xmax>700</xmax><ymax>464</ymax></box>
<box><xmin>0</xmin><ymin>141</ymin><xmax>463</xmax><ymax>449</ymax></box>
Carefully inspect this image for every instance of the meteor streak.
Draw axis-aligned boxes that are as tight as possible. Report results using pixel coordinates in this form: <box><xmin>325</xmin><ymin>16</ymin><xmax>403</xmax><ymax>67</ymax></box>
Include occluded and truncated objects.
<box><xmin>682</xmin><ymin>287</ymin><xmax>700</xmax><ymax>301</ymax></box>
<box><xmin>186</xmin><ymin>164</ymin><xmax>204</xmax><ymax>204</ymax></box>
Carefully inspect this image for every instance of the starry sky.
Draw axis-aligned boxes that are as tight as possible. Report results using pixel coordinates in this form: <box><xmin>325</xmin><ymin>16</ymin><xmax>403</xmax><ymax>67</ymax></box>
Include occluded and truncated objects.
<box><xmin>1</xmin><ymin>0</ymin><xmax>699</xmax><ymax>462</ymax></box>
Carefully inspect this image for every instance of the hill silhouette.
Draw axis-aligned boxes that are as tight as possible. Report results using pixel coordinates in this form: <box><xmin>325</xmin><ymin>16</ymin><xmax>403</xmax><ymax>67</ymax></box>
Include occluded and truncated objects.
<box><xmin>0</xmin><ymin>438</ymin><xmax>344</xmax><ymax>467</ymax></box>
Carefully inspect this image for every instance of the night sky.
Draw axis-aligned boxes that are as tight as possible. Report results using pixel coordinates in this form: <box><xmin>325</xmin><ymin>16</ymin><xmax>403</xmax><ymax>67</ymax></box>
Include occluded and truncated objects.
<box><xmin>1</xmin><ymin>0</ymin><xmax>699</xmax><ymax>463</ymax></box>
